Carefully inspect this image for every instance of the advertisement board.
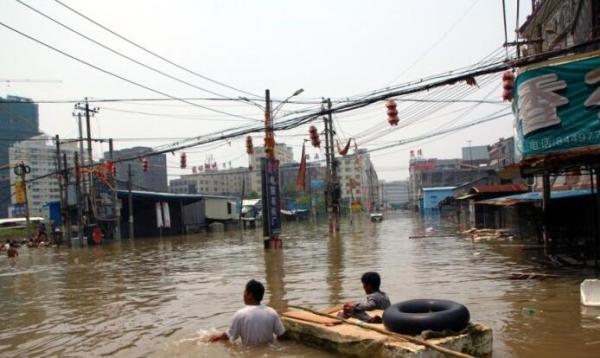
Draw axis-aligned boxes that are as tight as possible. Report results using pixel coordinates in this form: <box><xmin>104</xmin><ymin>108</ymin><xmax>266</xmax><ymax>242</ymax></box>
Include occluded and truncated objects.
<box><xmin>514</xmin><ymin>53</ymin><xmax>600</xmax><ymax>160</ymax></box>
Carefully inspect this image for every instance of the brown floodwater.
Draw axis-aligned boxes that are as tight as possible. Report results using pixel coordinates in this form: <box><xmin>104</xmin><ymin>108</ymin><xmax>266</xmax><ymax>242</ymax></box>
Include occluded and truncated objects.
<box><xmin>1</xmin><ymin>211</ymin><xmax>599</xmax><ymax>357</ymax></box>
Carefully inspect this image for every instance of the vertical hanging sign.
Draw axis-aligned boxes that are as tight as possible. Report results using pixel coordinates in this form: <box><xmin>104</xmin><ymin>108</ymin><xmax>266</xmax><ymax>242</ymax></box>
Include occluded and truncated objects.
<box><xmin>261</xmin><ymin>157</ymin><xmax>281</xmax><ymax>237</ymax></box>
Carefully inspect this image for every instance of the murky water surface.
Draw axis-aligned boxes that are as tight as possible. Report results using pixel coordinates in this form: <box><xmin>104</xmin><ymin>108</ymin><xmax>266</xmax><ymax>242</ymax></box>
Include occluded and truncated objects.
<box><xmin>1</xmin><ymin>211</ymin><xmax>599</xmax><ymax>357</ymax></box>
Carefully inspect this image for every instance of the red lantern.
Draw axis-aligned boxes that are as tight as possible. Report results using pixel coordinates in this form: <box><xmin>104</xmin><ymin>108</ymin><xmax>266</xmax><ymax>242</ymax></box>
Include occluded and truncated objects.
<box><xmin>309</xmin><ymin>125</ymin><xmax>320</xmax><ymax>148</ymax></box>
<box><xmin>386</xmin><ymin>100</ymin><xmax>399</xmax><ymax>126</ymax></box>
<box><xmin>246</xmin><ymin>136</ymin><xmax>254</xmax><ymax>154</ymax></box>
<box><xmin>502</xmin><ymin>71</ymin><xmax>515</xmax><ymax>101</ymax></box>
<box><xmin>180</xmin><ymin>152</ymin><xmax>187</xmax><ymax>169</ymax></box>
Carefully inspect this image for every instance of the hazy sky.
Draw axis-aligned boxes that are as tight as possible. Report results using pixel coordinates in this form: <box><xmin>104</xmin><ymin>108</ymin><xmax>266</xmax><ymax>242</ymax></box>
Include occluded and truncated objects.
<box><xmin>0</xmin><ymin>0</ymin><xmax>529</xmax><ymax>181</ymax></box>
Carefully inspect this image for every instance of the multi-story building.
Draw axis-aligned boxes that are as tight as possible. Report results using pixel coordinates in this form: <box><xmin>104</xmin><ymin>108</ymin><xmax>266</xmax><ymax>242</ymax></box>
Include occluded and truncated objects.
<box><xmin>9</xmin><ymin>135</ymin><xmax>77</xmax><ymax>218</ymax></box>
<box><xmin>408</xmin><ymin>149</ymin><xmax>496</xmax><ymax>210</ymax></box>
<box><xmin>382</xmin><ymin>180</ymin><xmax>410</xmax><ymax>209</ymax></box>
<box><xmin>488</xmin><ymin>137</ymin><xmax>515</xmax><ymax>169</ymax></box>
<box><xmin>105</xmin><ymin>146</ymin><xmax>168</xmax><ymax>193</ymax></box>
<box><xmin>461</xmin><ymin>144</ymin><xmax>490</xmax><ymax>167</ymax></box>
<box><xmin>0</xmin><ymin>95</ymin><xmax>39</xmax><ymax>217</ymax></box>
<box><xmin>337</xmin><ymin>148</ymin><xmax>379</xmax><ymax>211</ymax></box>
<box><xmin>519</xmin><ymin>0</ymin><xmax>600</xmax><ymax>57</ymax></box>
<box><xmin>169</xmin><ymin>167</ymin><xmax>249</xmax><ymax>196</ymax></box>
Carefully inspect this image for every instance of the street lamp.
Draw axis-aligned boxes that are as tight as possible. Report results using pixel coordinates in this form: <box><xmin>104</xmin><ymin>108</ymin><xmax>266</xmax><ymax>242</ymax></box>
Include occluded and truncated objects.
<box><xmin>271</xmin><ymin>88</ymin><xmax>304</xmax><ymax>120</ymax></box>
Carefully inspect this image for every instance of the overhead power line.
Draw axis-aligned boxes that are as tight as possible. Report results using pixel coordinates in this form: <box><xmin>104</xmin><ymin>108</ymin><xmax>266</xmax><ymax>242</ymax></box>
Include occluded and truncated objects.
<box><xmin>16</xmin><ymin>0</ymin><xmax>240</xmax><ymax>101</ymax></box>
<box><xmin>52</xmin><ymin>0</ymin><xmax>262</xmax><ymax>100</ymax></box>
<box><xmin>0</xmin><ymin>20</ymin><xmax>259</xmax><ymax>121</ymax></box>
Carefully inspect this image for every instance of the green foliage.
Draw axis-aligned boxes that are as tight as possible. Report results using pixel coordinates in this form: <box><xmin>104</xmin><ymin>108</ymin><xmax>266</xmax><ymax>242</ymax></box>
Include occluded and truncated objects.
<box><xmin>0</xmin><ymin>228</ymin><xmax>26</xmax><ymax>239</ymax></box>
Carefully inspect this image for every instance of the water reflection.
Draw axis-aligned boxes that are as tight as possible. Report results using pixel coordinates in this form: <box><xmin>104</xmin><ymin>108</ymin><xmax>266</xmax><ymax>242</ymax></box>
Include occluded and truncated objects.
<box><xmin>327</xmin><ymin>232</ymin><xmax>343</xmax><ymax>304</ymax></box>
<box><xmin>1</xmin><ymin>211</ymin><xmax>600</xmax><ymax>357</ymax></box>
<box><xmin>264</xmin><ymin>249</ymin><xmax>287</xmax><ymax>312</ymax></box>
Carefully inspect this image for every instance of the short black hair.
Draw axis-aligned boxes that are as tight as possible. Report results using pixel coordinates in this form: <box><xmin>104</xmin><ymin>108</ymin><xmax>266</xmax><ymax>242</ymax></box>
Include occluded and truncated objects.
<box><xmin>245</xmin><ymin>279</ymin><xmax>265</xmax><ymax>302</ymax></box>
<box><xmin>361</xmin><ymin>272</ymin><xmax>381</xmax><ymax>290</ymax></box>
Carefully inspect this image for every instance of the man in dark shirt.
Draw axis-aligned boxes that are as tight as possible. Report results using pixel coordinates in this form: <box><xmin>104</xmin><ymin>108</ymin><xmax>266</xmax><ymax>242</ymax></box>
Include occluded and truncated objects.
<box><xmin>340</xmin><ymin>271</ymin><xmax>391</xmax><ymax>323</ymax></box>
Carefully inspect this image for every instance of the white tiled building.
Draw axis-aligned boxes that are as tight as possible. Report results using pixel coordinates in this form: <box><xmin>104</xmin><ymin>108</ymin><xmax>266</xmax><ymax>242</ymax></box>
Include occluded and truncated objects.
<box><xmin>337</xmin><ymin>148</ymin><xmax>379</xmax><ymax>210</ymax></box>
<box><xmin>169</xmin><ymin>144</ymin><xmax>293</xmax><ymax>197</ymax></box>
<box><xmin>9</xmin><ymin>135</ymin><xmax>77</xmax><ymax>218</ymax></box>
<box><xmin>170</xmin><ymin>167</ymin><xmax>249</xmax><ymax>196</ymax></box>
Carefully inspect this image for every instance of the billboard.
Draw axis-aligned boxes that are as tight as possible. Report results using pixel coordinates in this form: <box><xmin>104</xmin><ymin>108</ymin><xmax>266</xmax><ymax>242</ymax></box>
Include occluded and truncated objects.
<box><xmin>514</xmin><ymin>53</ymin><xmax>600</xmax><ymax>160</ymax></box>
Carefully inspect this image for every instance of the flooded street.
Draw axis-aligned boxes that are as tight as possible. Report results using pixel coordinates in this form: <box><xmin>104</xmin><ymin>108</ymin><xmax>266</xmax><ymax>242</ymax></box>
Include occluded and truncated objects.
<box><xmin>1</xmin><ymin>211</ymin><xmax>599</xmax><ymax>357</ymax></box>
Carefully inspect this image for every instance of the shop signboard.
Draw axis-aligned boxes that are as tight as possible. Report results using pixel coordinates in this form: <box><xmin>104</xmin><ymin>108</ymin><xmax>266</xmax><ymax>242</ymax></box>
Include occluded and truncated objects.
<box><xmin>514</xmin><ymin>53</ymin><xmax>600</xmax><ymax>160</ymax></box>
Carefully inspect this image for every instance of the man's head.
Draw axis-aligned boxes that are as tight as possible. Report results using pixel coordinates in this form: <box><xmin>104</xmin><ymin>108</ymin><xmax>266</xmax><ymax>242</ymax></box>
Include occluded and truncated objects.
<box><xmin>361</xmin><ymin>272</ymin><xmax>381</xmax><ymax>293</ymax></box>
<box><xmin>244</xmin><ymin>279</ymin><xmax>265</xmax><ymax>304</ymax></box>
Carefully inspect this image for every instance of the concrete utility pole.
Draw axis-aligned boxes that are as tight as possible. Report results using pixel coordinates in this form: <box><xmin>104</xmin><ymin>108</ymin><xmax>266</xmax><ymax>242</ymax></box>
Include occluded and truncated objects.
<box><xmin>260</xmin><ymin>88</ymin><xmax>303</xmax><ymax>248</ymax></box>
<box><xmin>109</xmin><ymin>139</ymin><xmax>121</xmax><ymax>240</ymax></box>
<box><xmin>55</xmin><ymin>135</ymin><xmax>65</xmax><ymax>234</ymax></box>
<box><xmin>62</xmin><ymin>153</ymin><xmax>72</xmax><ymax>246</ymax></box>
<box><xmin>323</xmin><ymin>98</ymin><xmax>340</xmax><ymax>233</ymax></box>
<box><xmin>75</xmin><ymin>152</ymin><xmax>83</xmax><ymax>244</ymax></box>
<box><xmin>74</xmin><ymin>98</ymin><xmax>99</xmax><ymax>226</ymax></box>
<box><xmin>128</xmin><ymin>164</ymin><xmax>134</xmax><ymax>239</ymax></box>
<box><xmin>261</xmin><ymin>89</ymin><xmax>282</xmax><ymax>249</ymax></box>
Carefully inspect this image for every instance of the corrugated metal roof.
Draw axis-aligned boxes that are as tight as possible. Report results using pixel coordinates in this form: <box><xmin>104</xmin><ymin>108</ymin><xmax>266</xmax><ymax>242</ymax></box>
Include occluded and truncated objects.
<box><xmin>477</xmin><ymin>189</ymin><xmax>593</xmax><ymax>206</ymax></box>
<box><xmin>422</xmin><ymin>186</ymin><xmax>456</xmax><ymax>192</ymax></box>
<box><xmin>115</xmin><ymin>190</ymin><xmax>237</xmax><ymax>203</ymax></box>
<box><xmin>471</xmin><ymin>184</ymin><xmax>528</xmax><ymax>194</ymax></box>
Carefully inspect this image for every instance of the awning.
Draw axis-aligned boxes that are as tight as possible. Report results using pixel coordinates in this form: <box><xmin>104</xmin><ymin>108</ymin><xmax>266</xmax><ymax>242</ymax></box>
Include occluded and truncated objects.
<box><xmin>477</xmin><ymin>189</ymin><xmax>593</xmax><ymax>206</ymax></box>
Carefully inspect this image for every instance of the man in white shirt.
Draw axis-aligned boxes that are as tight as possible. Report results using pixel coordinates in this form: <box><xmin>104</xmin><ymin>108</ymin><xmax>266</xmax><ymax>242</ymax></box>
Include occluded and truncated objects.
<box><xmin>209</xmin><ymin>279</ymin><xmax>285</xmax><ymax>345</ymax></box>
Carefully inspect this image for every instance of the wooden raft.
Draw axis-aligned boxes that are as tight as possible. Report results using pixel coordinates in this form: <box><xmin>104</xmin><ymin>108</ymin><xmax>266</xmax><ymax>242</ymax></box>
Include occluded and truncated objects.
<box><xmin>281</xmin><ymin>306</ymin><xmax>492</xmax><ymax>358</ymax></box>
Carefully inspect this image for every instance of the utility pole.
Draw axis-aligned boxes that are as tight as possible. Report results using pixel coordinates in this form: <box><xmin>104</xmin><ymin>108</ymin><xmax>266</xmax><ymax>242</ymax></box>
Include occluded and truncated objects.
<box><xmin>261</xmin><ymin>89</ymin><xmax>282</xmax><ymax>249</ymax></box>
<box><xmin>323</xmin><ymin>98</ymin><xmax>340</xmax><ymax>233</ymax></box>
<box><xmin>109</xmin><ymin>139</ymin><xmax>121</xmax><ymax>240</ymax></box>
<box><xmin>128</xmin><ymin>164</ymin><xmax>134</xmax><ymax>239</ymax></box>
<box><xmin>75</xmin><ymin>152</ymin><xmax>83</xmax><ymax>244</ymax></box>
<box><xmin>55</xmin><ymin>135</ymin><xmax>65</xmax><ymax>235</ymax></box>
<box><xmin>74</xmin><ymin>98</ymin><xmax>99</xmax><ymax>228</ymax></box>
<box><xmin>63</xmin><ymin>153</ymin><xmax>72</xmax><ymax>246</ymax></box>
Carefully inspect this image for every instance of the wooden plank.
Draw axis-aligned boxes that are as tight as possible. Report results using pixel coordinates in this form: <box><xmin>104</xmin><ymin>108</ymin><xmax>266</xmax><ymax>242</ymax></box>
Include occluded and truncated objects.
<box><xmin>282</xmin><ymin>310</ymin><xmax>342</xmax><ymax>326</ymax></box>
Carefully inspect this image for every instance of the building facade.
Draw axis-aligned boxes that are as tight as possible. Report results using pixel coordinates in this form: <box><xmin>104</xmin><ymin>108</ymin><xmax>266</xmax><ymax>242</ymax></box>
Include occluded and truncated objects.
<box><xmin>337</xmin><ymin>148</ymin><xmax>380</xmax><ymax>211</ymax></box>
<box><xmin>169</xmin><ymin>167</ymin><xmax>249</xmax><ymax>196</ymax></box>
<box><xmin>0</xmin><ymin>95</ymin><xmax>39</xmax><ymax>217</ymax></box>
<box><xmin>519</xmin><ymin>0</ymin><xmax>600</xmax><ymax>57</ymax></box>
<box><xmin>9</xmin><ymin>135</ymin><xmax>77</xmax><ymax>218</ymax></box>
<box><xmin>106</xmin><ymin>146</ymin><xmax>168</xmax><ymax>193</ymax></box>
<box><xmin>409</xmin><ymin>150</ymin><xmax>496</xmax><ymax>210</ymax></box>
<box><xmin>248</xmin><ymin>143</ymin><xmax>294</xmax><ymax>196</ymax></box>
<box><xmin>461</xmin><ymin>144</ymin><xmax>490</xmax><ymax>166</ymax></box>
<box><xmin>488</xmin><ymin>137</ymin><xmax>515</xmax><ymax>169</ymax></box>
<box><xmin>382</xmin><ymin>180</ymin><xmax>410</xmax><ymax>209</ymax></box>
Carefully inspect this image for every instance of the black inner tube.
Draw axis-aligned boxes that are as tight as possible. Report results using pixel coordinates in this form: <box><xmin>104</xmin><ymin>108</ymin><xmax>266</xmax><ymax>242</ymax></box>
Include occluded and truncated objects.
<box><xmin>382</xmin><ymin>299</ymin><xmax>470</xmax><ymax>335</ymax></box>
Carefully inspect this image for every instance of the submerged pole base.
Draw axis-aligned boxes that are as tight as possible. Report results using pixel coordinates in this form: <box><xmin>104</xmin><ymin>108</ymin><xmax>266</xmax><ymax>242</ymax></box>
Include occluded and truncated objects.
<box><xmin>264</xmin><ymin>237</ymin><xmax>283</xmax><ymax>249</ymax></box>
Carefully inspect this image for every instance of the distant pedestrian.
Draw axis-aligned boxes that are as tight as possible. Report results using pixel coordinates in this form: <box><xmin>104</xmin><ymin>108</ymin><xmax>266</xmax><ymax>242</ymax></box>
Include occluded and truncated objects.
<box><xmin>1</xmin><ymin>239</ymin><xmax>9</xmax><ymax>252</ymax></box>
<box><xmin>7</xmin><ymin>242</ymin><xmax>18</xmax><ymax>258</ymax></box>
<box><xmin>37</xmin><ymin>222</ymin><xmax>47</xmax><ymax>242</ymax></box>
<box><xmin>209</xmin><ymin>279</ymin><xmax>285</xmax><ymax>345</ymax></box>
